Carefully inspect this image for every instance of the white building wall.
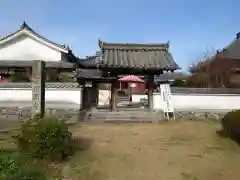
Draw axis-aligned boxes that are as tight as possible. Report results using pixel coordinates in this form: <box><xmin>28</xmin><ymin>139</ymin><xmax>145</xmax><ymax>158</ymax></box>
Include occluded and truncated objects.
<box><xmin>0</xmin><ymin>35</ymin><xmax>61</xmax><ymax>61</ymax></box>
<box><xmin>0</xmin><ymin>88</ymin><xmax>81</xmax><ymax>108</ymax></box>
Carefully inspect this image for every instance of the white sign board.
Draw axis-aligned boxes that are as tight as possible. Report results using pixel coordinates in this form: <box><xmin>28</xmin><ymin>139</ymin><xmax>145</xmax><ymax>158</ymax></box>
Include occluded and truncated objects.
<box><xmin>160</xmin><ymin>84</ymin><xmax>174</xmax><ymax>113</ymax></box>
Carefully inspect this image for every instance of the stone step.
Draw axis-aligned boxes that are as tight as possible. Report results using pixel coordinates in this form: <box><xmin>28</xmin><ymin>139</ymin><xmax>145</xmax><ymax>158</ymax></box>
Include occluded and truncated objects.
<box><xmin>86</xmin><ymin>115</ymin><xmax>160</xmax><ymax>122</ymax></box>
<box><xmin>87</xmin><ymin>119</ymin><xmax>160</xmax><ymax>123</ymax></box>
<box><xmin>88</xmin><ymin>114</ymin><xmax>159</xmax><ymax>118</ymax></box>
<box><xmin>93</xmin><ymin>108</ymin><xmax>158</xmax><ymax>112</ymax></box>
<box><xmin>85</xmin><ymin>110</ymin><xmax>163</xmax><ymax>123</ymax></box>
<box><xmin>87</xmin><ymin>119</ymin><xmax>158</xmax><ymax>124</ymax></box>
<box><xmin>87</xmin><ymin>112</ymin><xmax>160</xmax><ymax>117</ymax></box>
<box><xmin>116</xmin><ymin>96</ymin><xmax>129</xmax><ymax>99</ymax></box>
<box><xmin>89</xmin><ymin>110</ymin><xmax>159</xmax><ymax>113</ymax></box>
<box><xmin>87</xmin><ymin>116</ymin><xmax>161</xmax><ymax>119</ymax></box>
<box><xmin>88</xmin><ymin>116</ymin><xmax>160</xmax><ymax>119</ymax></box>
<box><xmin>116</xmin><ymin>98</ymin><xmax>129</xmax><ymax>101</ymax></box>
<box><xmin>87</xmin><ymin>112</ymin><xmax>160</xmax><ymax>115</ymax></box>
<box><xmin>116</xmin><ymin>96</ymin><xmax>130</xmax><ymax>103</ymax></box>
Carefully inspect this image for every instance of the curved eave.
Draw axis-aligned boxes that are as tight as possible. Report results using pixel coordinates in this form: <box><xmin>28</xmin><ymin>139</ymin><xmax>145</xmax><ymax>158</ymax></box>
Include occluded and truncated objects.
<box><xmin>0</xmin><ymin>22</ymin><xmax>70</xmax><ymax>54</ymax></box>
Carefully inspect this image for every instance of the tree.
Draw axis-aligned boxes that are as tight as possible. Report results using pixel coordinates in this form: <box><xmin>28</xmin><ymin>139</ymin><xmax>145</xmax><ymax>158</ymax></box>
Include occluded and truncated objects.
<box><xmin>171</xmin><ymin>78</ymin><xmax>187</xmax><ymax>87</ymax></box>
<box><xmin>186</xmin><ymin>49</ymin><xmax>240</xmax><ymax>88</ymax></box>
<box><xmin>10</xmin><ymin>70</ymin><xmax>31</xmax><ymax>82</ymax></box>
<box><xmin>186</xmin><ymin>49</ymin><xmax>214</xmax><ymax>87</ymax></box>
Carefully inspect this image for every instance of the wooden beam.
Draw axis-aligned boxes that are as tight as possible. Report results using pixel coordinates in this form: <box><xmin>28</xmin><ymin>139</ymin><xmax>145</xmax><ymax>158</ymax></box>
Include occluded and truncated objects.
<box><xmin>81</xmin><ymin>87</ymin><xmax>86</xmax><ymax>110</ymax></box>
<box><xmin>110</xmin><ymin>80</ymin><xmax>117</xmax><ymax>110</ymax></box>
<box><xmin>96</xmin><ymin>82</ymin><xmax>99</xmax><ymax>107</ymax></box>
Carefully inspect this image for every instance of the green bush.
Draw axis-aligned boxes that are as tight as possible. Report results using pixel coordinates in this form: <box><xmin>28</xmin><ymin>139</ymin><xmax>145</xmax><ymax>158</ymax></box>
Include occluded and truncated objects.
<box><xmin>10</xmin><ymin>71</ymin><xmax>30</xmax><ymax>82</ymax></box>
<box><xmin>0</xmin><ymin>151</ymin><xmax>47</xmax><ymax>180</ymax></box>
<box><xmin>14</xmin><ymin>115</ymin><xmax>76</xmax><ymax>161</ymax></box>
<box><xmin>221</xmin><ymin>110</ymin><xmax>240</xmax><ymax>140</ymax></box>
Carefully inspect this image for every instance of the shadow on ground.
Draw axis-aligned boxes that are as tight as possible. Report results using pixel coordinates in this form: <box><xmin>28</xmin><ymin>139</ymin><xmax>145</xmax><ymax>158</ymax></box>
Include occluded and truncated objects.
<box><xmin>74</xmin><ymin>137</ymin><xmax>94</xmax><ymax>151</ymax></box>
<box><xmin>216</xmin><ymin>129</ymin><xmax>240</xmax><ymax>148</ymax></box>
<box><xmin>216</xmin><ymin>129</ymin><xmax>229</xmax><ymax>138</ymax></box>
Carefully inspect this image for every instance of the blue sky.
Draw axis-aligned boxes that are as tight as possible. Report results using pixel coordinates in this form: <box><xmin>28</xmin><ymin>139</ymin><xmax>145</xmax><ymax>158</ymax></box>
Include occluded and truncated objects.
<box><xmin>0</xmin><ymin>0</ymin><xmax>240</xmax><ymax>71</ymax></box>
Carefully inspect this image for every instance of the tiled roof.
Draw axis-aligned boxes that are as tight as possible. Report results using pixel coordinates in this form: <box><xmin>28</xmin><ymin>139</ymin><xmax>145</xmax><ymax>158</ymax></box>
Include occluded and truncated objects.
<box><xmin>217</xmin><ymin>33</ymin><xmax>240</xmax><ymax>59</ymax></box>
<box><xmin>75</xmin><ymin>68</ymin><xmax>103</xmax><ymax>79</ymax></box>
<box><xmin>98</xmin><ymin>40</ymin><xmax>180</xmax><ymax>71</ymax></box>
<box><xmin>80</xmin><ymin>54</ymin><xmax>102</xmax><ymax>67</ymax></box>
<box><xmin>154</xmin><ymin>72</ymin><xmax>186</xmax><ymax>82</ymax></box>
<box><xmin>0</xmin><ymin>83</ymin><xmax>79</xmax><ymax>89</ymax></box>
<box><xmin>170</xmin><ymin>87</ymin><xmax>240</xmax><ymax>94</ymax></box>
<box><xmin>75</xmin><ymin>67</ymin><xmax>117</xmax><ymax>80</ymax></box>
<box><xmin>0</xmin><ymin>60</ymin><xmax>74</xmax><ymax>69</ymax></box>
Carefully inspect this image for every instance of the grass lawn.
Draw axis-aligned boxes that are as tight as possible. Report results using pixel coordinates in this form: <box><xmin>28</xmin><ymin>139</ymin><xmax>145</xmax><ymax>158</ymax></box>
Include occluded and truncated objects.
<box><xmin>64</xmin><ymin>121</ymin><xmax>240</xmax><ymax>180</ymax></box>
<box><xmin>1</xmin><ymin>120</ymin><xmax>240</xmax><ymax>180</ymax></box>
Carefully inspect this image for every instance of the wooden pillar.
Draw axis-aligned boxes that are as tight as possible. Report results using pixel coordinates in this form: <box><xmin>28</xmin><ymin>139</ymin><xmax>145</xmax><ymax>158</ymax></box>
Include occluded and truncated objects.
<box><xmin>79</xmin><ymin>80</ymin><xmax>86</xmax><ymax>110</ymax></box>
<box><xmin>91</xmin><ymin>81</ymin><xmax>98</xmax><ymax>107</ymax></box>
<box><xmin>81</xmin><ymin>87</ymin><xmax>86</xmax><ymax>110</ymax></box>
<box><xmin>110</xmin><ymin>80</ymin><xmax>117</xmax><ymax>111</ymax></box>
<box><xmin>96</xmin><ymin>82</ymin><xmax>99</xmax><ymax>107</ymax></box>
<box><xmin>86</xmin><ymin>88</ymin><xmax>91</xmax><ymax>109</ymax></box>
<box><xmin>147</xmin><ymin>74</ymin><xmax>154</xmax><ymax>111</ymax></box>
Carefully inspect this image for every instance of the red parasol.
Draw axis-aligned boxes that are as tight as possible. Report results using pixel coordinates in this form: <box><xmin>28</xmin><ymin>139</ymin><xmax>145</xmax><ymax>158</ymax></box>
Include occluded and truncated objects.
<box><xmin>118</xmin><ymin>75</ymin><xmax>145</xmax><ymax>83</ymax></box>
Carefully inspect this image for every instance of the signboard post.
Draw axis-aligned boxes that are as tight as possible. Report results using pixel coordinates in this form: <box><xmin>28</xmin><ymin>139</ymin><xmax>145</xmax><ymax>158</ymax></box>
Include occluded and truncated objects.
<box><xmin>160</xmin><ymin>83</ymin><xmax>175</xmax><ymax>120</ymax></box>
<box><xmin>32</xmin><ymin>60</ymin><xmax>45</xmax><ymax>118</ymax></box>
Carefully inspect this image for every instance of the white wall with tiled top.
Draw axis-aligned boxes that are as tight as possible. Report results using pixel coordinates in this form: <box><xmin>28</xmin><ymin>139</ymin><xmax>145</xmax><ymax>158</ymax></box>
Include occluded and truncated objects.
<box><xmin>99</xmin><ymin>90</ymin><xmax>240</xmax><ymax>110</ymax></box>
<box><xmin>0</xmin><ymin>88</ymin><xmax>239</xmax><ymax>110</ymax></box>
<box><xmin>152</xmin><ymin>93</ymin><xmax>240</xmax><ymax>110</ymax></box>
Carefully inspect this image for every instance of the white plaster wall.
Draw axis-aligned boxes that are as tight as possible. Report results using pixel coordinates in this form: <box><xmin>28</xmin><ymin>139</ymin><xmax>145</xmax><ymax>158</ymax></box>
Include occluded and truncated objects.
<box><xmin>0</xmin><ymin>35</ymin><xmax>61</xmax><ymax>61</ymax></box>
<box><xmin>3</xmin><ymin>87</ymin><xmax>237</xmax><ymax>110</ymax></box>
<box><xmin>98</xmin><ymin>90</ymin><xmax>110</xmax><ymax>105</ymax></box>
<box><xmin>0</xmin><ymin>88</ymin><xmax>81</xmax><ymax>105</ymax></box>
<box><xmin>132</xmin><ymin>94</ymin><xmax>147</xmax><ymax>102</ymax></box>
<box><xmin>151</xmin><ymin>93</ymin><xmax>240</xmax><ymax>110</ymax></box>
<box><xmin>97</xmin><ymin>90</ymin><xmax>240</xmax><ymax>110</ymax></box>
